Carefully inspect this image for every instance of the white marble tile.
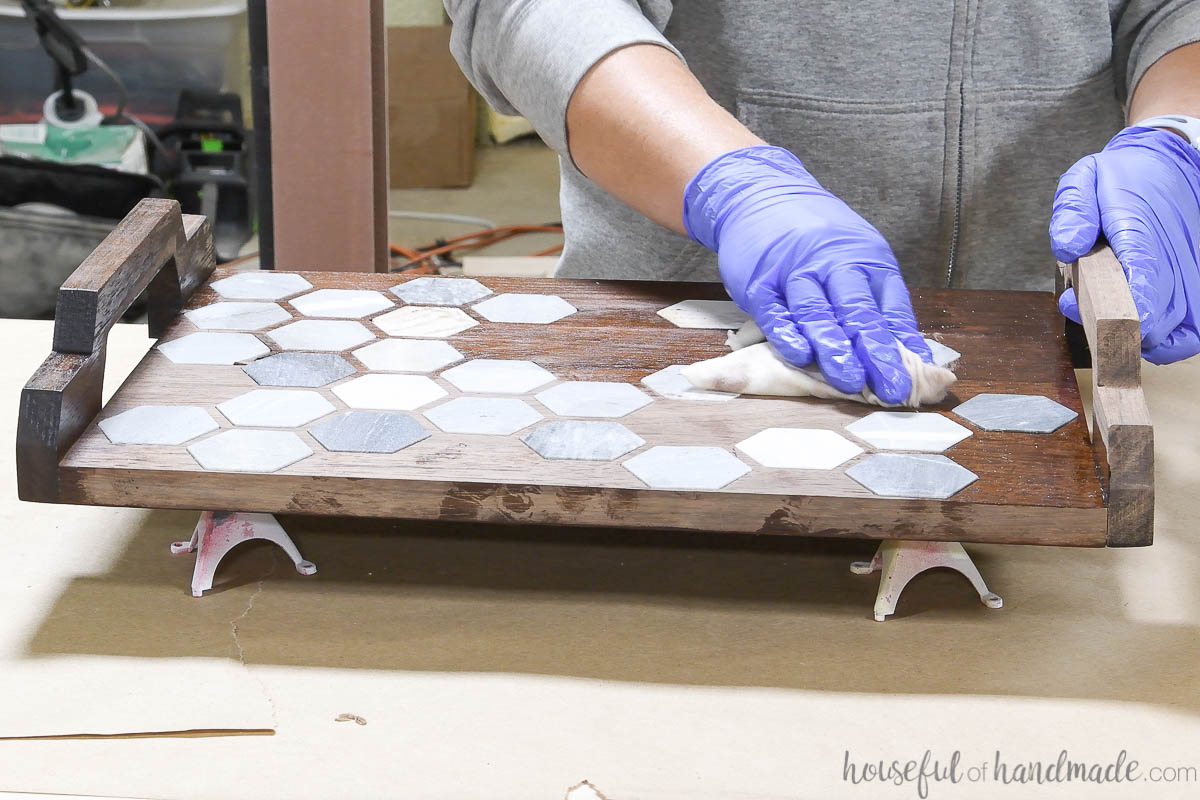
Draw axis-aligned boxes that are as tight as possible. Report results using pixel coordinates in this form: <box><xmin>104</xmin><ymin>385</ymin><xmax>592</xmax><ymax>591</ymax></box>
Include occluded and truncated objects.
<box><xmin>622</xmin><ymin>446</ymin><xmax>751</xmax><ymax>490</ymax></box>
<box><xmin>217</xmin><ymin>389</ymin><xmax>336</xmax><ymax>427</ymax></box>
<box><xmin>187</xmin><ymin>429</ymin><xmax>313</xmax><ymax>473</ymax></box>
<box><xmin>267</xmin><ymin>320</ymin><xmax>375</xmax><ymax>351</ymax></box>
<box><xmin>309</xmin><ymin>411</ymin><xmax>430</xmax><ymax>453</ymax></box>
<box><xmin>641</xmin><ymin>364</ymin><xmax>738</xmax><ymax>402</ymax></box>
<box><xmin>536</xmin><ymin>381</ymin><xmax>653</xmax><ymax>418</ymax></box>
<box><xmin>845</xmin><ymin>453</ymin><xmax>977</xmax><ymax>499</ymax></box>
<box><xmin>845</xmin><ymin>411</ymin><xmax>972</xmax><ymax>452</ymax></box>
<box><xmin>923</xmin><ymin>337</ymin><xmax>961</xmax><ymax>368</ymax></box>
<box><xmin>424</xmin><ymin>397</ymin><xmax>543</xmax><ymax>435</ymax></box>
<box><xmin>952</xmin><ymin>393</ymin><xmax>1078</xmax><ymax>433</ymax></box>
<box><xmin>243</xmin><ymin>352</ymin><xmax>356</xmax><ymax>387</ymax></box>
<box><xmin>656</xmin><ymin>299</ymin><xmax>749</xmax><ymax>329</ymax></box>
<box><xmin>353</xmin><ymin>339</ymin><xmax>463</xmax><ymax>372</ymax></box>
<box><xmin>373</xmin><ymin>306</ymin><xmax>479</xmax><ymax>338</ymax></box>
<box><xmin>157</xmin><ymin>332</ymin><xmax>269</xmax><ymax>365</ymax></box>
<box><xmin>185</xmin><ymin>301</ymin><xmax>291</xmax><ymax>331</ymax></box>
<box><xmin>521</xmin><ymin>420</ymin><xmax>644</xmax><ymax>461</ymax></box>
<box><xmin>472</xmin><ymin>293</ymin><xmax>577</xmax><ymax>324</ymax></box>
<box><xmin>391</xmin><ymin>276</ymin><xmax>492</xmax><ymax>306</ymax></box>
<box><xmin>290</xmin><ymin>288</ymin><xmax>393</xmax><ymax>318</ymax></box>
<box><xmin>210</xmin><ymin>272</ymin><xmax>312</xmax><ymax>300</ymax></box>
<box><xmin>735</xmin><ymin>428</ymin><xmax>863</xmax><ymax>469</ymax></box>
<box><xmin>332</xmin><ymin>374</ymin><xmax>448</xmax><ymax>411</ymax></box>
<box><xmin>440</xmin><ymin>359</ymin><xmax>556</xmax><ymax>394</ymax></box>
<box><xmin>99</xmin><ymin>405</ymin><xmax>218</xmax><ymax>445</ymax></box>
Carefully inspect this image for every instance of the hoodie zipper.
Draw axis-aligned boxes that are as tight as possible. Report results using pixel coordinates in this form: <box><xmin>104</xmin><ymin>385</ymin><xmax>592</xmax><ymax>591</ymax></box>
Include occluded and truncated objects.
<box><xmin>945</xmin><ymin>82</ymin><xmax>965</xmax><ymax>288</ymax></box>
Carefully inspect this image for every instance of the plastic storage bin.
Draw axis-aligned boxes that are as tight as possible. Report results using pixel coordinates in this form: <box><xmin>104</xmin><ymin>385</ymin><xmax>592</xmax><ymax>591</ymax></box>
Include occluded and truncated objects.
<box><xmin>0</xmin><ymin>0</ymin><xmax>245</xmax><ymax>124</ymax></box>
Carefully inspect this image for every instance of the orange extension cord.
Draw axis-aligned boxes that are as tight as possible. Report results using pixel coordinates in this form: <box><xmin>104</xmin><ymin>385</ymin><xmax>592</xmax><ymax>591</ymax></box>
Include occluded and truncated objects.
<box><xmin>389</xmin><ymin>223</ymin><xmax>564</xmax><ymax>274</ymax></box>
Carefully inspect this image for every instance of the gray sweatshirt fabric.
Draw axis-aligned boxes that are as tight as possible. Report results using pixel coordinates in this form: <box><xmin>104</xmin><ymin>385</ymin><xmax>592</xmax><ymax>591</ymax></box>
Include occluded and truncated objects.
<box><xmin>445</xmin><ymin>1</ymin><xmax>1200</xmax><ymax>291</ymax></box>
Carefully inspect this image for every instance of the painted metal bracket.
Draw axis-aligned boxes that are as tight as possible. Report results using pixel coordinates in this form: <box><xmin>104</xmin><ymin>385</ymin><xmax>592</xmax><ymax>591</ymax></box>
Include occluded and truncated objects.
<box><xmin>171</xmin><ymin>511</ymin><xmax>317</xmax><ymax>597</ymax></box>
<box><xmin>851</xmin><ymin>540</ymin><xmax>1003</xmax><ymax>622</ymax></box>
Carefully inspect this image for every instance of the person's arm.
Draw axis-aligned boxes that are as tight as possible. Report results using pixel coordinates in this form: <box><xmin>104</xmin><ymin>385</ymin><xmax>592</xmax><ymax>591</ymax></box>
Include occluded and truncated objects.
<box><xmin>1128</xmin><ymin>42</ymin><xmax>1200</xmax><ymax>125</ymax></box>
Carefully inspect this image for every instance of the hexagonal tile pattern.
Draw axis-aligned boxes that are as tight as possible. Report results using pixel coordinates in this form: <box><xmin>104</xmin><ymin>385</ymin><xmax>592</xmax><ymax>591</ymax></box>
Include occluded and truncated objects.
<box><xmin>623</xmin><ymin>446</ymin><xmax>751</xmax><ymax>490</ymax></box>
<box><xmin>656</xmin><ymin>299</ymin><xmax>749</xmax><ymax>329</ymax></box>
<box><xmin>373</xmin><ymin>306</ymin><xmax>478</xmax><ymax>338</ymax></box>
<box><xmin>536</xmin><ymin>381</ymin><xmax>652</xmax><ymax>418</ymax></box>
<box><xmin>391</xmin><ymin>276</ymin><xmax>492</xmax><ymax>306</ymax></box>
<box><xmin>353</xmin><ymin>339</ymin><xmax>463</xmax><ymax>372</ymax></box>
<box><xmin>267</xmin><ymin>320</ymin><xmax>375</xmax><ymax>351</ymax></box>
<box><xmin>641</xmin><ymin>364</ymin><xmax>738</xmax><ymax>402</ymax></box>
<box><xmin>845</xmin><ymin>453</ymin><xmax>977</xmax><ymax>499</ymax></box>
<box><xmin>332</xmin><ymin>374</ymin><xmax>447</xmax><ymax>411</ymax></box>
<box><xmin>210</xmin><ymin>271</ymin><xmax>312</xmax><ymax>300</ymax></box>
<box><xmin>735</xmin><ymin>428</ymin><xmax>863</xmax><ymax>469</ymax></box>
<box><xmin>440</xmin><ymin>359</ymin><xmax>556</xmax><ymax>394</ymax></box>
<box><xmin>99</xmin><ymin>405</ymin><xmax>218</xmax><ymax>445</ymax></box>
<box><xmin>521</xmin><ymin>420</ymin><xmax>644</xmax><ymax>461</ymax></box>
<box><xmin>185</xmin><ymin>301</ymin><xmax>291</xmax><ymax>331</ymax></box>
<box><xmin>309</xmin><ymin>410</ymin><xmax>430</xmax><ymax>453</ymax></box>
<box><xmin>924</xmin><ymin>337</ymin><xmax>961</xmax><ymax>368</ymax></box>
<box><xmin>952</xmin><ymin>393</ymin><xmax>1078</xmax><ymax>433</ymax></box>
<box><xmin>425</xmin><ymin>397</ymin><xmax>542</xmax><ymax>435</ymax></box>
<box><xmin>187</xmin><ymin>429</ymin><xmax>313</xmax><ymax>473</ymax></box>
<box><xmin>472</xmin><ymin>293</ymin><xmax>577</xmax><ymax>324</ymax></box>
<box><xmin>218</xmin><ymin>389</ymin><xmax>335</xmax><ymax>427</ymax></box>
<box><xmin>243</xmin><ymin>352</ymin><xmax>356</xmax><ymax>387</ymax></box>
<box><xmin>290</xmin><ymin>288</ymin><xmax>393</xmax><ymax>318</ymax></box>
<box><xmin>158</xmin><ymin>332</ymin><xmax>269</xmax><ymax>365</ymax></box>
<box><xmin>846</xmin><ymin>411</ymin><xmax>972</xmax><ymax>452</ymax></box>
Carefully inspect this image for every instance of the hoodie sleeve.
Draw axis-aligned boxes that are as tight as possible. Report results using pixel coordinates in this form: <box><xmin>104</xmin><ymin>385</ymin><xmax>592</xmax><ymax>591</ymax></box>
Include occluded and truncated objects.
<box><xmin>1114</xmin><ymin>0</ymin><xmax>1200</xmax><ymax>112</ymax></box>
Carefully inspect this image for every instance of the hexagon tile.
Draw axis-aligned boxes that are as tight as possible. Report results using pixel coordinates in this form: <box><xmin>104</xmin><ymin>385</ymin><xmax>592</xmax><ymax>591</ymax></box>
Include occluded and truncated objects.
<box><xmin>441</xmin><ymin>359</ymin><xmax>556</xmax><ymax>394</ymax></box>
<box><xmin>267</xmin><ymin>320</ymin><xmax>375</xmax><ymax>351</ymax></box>
<box><xmin>623</xmin><ymin>446</ymin><xmax>750</xmax><ymax>490</ymax></box>
<box><xmin>736</xmin><ymin>428</ymin><xmax>862</xmax><ymax>469</ymax></box>
<box><xmin>425</xmin><ymin>397</ymin><xmax>543</xmax><ymax>435</ymax></box>
<box><xmin>641</xmin><ymin>364</ymin><xmax>738</xmax><ymax>402</ymax></box>
<box><xmin>290</xmin><ymin>288</ymin><xmax>393</xmax><ymax>318</ymax></box>
<box><xmin>158</xmin><ymin>332</ymin><xmax>268</xmax><ymax>365</ymax></box>
<box><xmin>656</xmin><ymin>299</ymin><xmax>749</xmax><ymax>329</ymax></box>
<box><xmin>188</xmin><ymin>429</ymin><xmax>313</xmax><ymax>473</ymax></box>
<box><xmin>924</xmin><ymin>338</ymin><xmax>961</xmax><ymax>368</ymax></box>
<box><xmin>218</xmin><ymin>389</ymin><xmax>335</xmax><ymax>427</ymax></box>
<box><xmin>374</xmin><ymin>306</ymin><xmax>478</xmax><ymax>338</ymax></box>
<box><xmin>846</xmin><ymin>453</ymin><xmax>977</xmax><ymax>499</ymax></box>
<box><xmin>536</xmin><ymin>381</ymin><xmax>652</xmax><ymax>418</ymax></box>
<box><xmin>309</xmin><ymin>410</ymin><xmax>430</xmax><ymax>453</ymax></box>
<box><xmin>353</xmin><ymin>339</ymin><xmax>463</xmax><ymax>372</ymax></box>
<box><xmin>472</xmin><ymin>293</ymin><xmax>576</xmax><ymax>324</ymax></box>
<box><xmin>391</xmin><ymin>276</ymin><xmax>491</xmax><ymax>306</ymax></box>
<box><xmin>185</xmin><ymin>301</ymin><xmax>291</xmax><ymax>331</ymax></box>
<box><xmin>332</xmin><ymin>374</ymin><xmax>447</xmax><ymax>411</ymax></box>
<box><xmin>522</xmin><ymin>420</ymin><xmax>645</xmax><ymax>461</ymax></box>
<box><xmin>953</xmin><ymin>393</ymin><xmax>1078</xmax><ymax>433</ymax></box>
<box><xmin>243</xmin><ymin>352</ymin><xmax>356</xmax><ymax>387</ymax></box>
<box><xmin>99</xmin><ymin>406</ymin><xmax>218</xmax><ymax>445</ymax></box>
<box><xmin>211</xmin><ymin>271</ymin><xmax>312</xmax><ymax>300</ymax></box>
<box><xmin>846</xmin><ymin>411</ymin><xmax>972</xmax><ymax>452</ymax></box>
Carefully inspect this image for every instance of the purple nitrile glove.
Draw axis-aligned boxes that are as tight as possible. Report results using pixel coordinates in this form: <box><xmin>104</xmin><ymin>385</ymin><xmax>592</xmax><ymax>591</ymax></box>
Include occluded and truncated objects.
<box><xmin>682</xmin><ymin>145</ymin><xmax>931</xmax><ymax>405</ymax></box>
<box><xmin>1050</xmin><ymin>126</ymin><xmax>1200</xmax><ymax>364</ymax></box>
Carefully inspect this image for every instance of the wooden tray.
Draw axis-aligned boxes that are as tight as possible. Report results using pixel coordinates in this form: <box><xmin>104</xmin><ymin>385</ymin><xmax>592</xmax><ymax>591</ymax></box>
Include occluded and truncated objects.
<box><xmin>17</xmin><ymin>200</ymin><xmax>1153</xmax><ymax>548</ymax></box>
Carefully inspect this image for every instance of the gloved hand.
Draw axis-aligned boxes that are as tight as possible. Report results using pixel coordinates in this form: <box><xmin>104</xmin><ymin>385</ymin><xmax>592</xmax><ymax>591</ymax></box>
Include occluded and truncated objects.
<box><xmin>682</xmin><ymin>145</ymin><xmax>931</xmax><ymax>404</ymax></box>
<box><xmin>1050</xmin><ymin>126</ymin><xmax>1200</xmax><ymax>364</ymax></box>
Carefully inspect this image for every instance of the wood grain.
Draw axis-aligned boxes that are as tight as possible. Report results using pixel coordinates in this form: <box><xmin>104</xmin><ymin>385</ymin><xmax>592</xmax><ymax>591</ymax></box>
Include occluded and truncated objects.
<box><xmin>1068</xmin><ymin>246</ymin><xmax>1141</xmax><ymax>389</ymax></box>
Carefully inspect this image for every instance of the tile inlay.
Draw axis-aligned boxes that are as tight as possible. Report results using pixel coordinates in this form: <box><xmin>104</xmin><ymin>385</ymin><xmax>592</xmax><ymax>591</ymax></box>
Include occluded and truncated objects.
<box><xmin>391</xmin><ymin>276</ymin><xmax>492</xmax><ymax>306</ymax></box>
<box><xmin>373</xmin><ymin>306</ymin><xmax>479</xmax><ymax>338</ymax></box>
<box><xmin>641</xmin><ymin>364</ymin><xmax>738</xmax><ymax>402</ymax></box>
<box><xmin>736</xmin><ymin>428</ymin><xmax>863</xmax><ymax>469</ymax></box>
<box><xmin>536</xmin><ymin>381</ymin><xmax>653</xmax><ymax>418</ymax></box>
<box><xmin>210</xmin><ymin>271</ymin><xmax>312</xmax><ymax>300</ymax></box>
<box><xmin>846</xmin><ymin>411</ymin><xmax>972</xmax><ymax>452</ymax></box>
<box><xmin>472</xmin><ymin>293</ymin><xmax>577</xmax><ymax>324</ymax></box>
<box><xmin>656</xmin><ymin>299</ymin><xmax>749</xmax><ymax>329</ymax></box>
<box><xmin>353</xmin><ymin>339</ymin><xmax>464</xmax><ymax>372</ymax></box>
<box><xmin>845</xmin><ymin>453</ymin><xmax>978</xmax><ymax>499</ymax></box>
<box><xmin>187</xmin><ymin>429</ymin><xmax>313</xmax><ymax>473</ymax></box>
<box><xmin>99</xmin><ymin>405</ymin><xmax>218</xmax><ymax>445</ymax></box>
<box><xmin>243</xmin><ymin>352</ymin><xmax>356</xmax><ymax>387</ymax></box>
<box><xmin>440</xmin><ymin>359</ymin><xmax>556</xmax><ymax>394</ymax></box>
<box><xmin>218</xmin><ymin>389</ymin><xmax>336</xmax><ymax>427</ymax></box>
<box><xmin>309</xmin><ymin>411</ymin><xmax>430</xmax><ymax>453</ymax></box>
<box><xmin>522</xmin><ymin>420</ymin><xmax>645</xmax><ymax>461</ymax></box>
<box><xmin>185</xmin><ymin>301</ymin><xmax>291</xmax><ymax>331</ymax></box>
<box><xmin>952</xmin><ymin>393</ymin><xmax>1078</xmax><ymax>433</ymax></box>
<box><xmin>332</xmin><ymin>374</ymin><xmax>448</xmax><ymax>411</ymax></box>
<box><xmin>424</xmin><ymin>397</ymin><xmax>543</xmax><ymax>435</ymax></box>
<box><xmin>267</xmin><ymin>320</ymin><xmax>375</xmax><ymax>351</ymax></box>
<box><xmin>623</xmin><ymin>445</ymin><xmax>751</xmax><ymax>490</ymax></box>
<box><xmin>158</xmin><ymin>332</ymin><xmax>268</xmax><ymax>365</ymax></box>
<box><xmin>924</xmin><ymin>338</ymin><xmax>962</xmax><ymax>368</ymax></box>
<box><xmin>290</xmin><ymin>288</ymin><xmax>393</xmax><ymax>318</ymax></box>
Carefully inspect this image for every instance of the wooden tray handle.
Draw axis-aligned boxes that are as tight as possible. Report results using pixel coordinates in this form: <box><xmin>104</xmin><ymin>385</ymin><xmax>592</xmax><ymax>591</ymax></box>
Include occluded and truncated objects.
<box><xmin>1061</xmin><ymin>245</ymin><xmax>1154</xmax><ymax>546</ymax></box>
<box><xmin>16</xmin><ymin>200</ymin><xmax>215</xmax><ymax>503</ymax></box>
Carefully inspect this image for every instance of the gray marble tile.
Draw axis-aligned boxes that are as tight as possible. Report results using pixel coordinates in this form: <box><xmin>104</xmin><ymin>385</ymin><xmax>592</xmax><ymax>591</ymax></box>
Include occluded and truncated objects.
<box><xmin>472</xmin><ymin>293</ymin><xmax>577</xmax><ymax>324</ymax></box>
<box><xmin>424</xmin><ymin>397</ymin><xmax>543</xmax><ymax>435</ymax></box>
<box><xmin>923</xmin><ymin>338</ymin><xmax>961</xmax><ymax>368</ymax></box>
<box><xmin>736</xmin><ymin>428</ymin><xmax>862</xmax><ymax>469</ymax></box>
<box><xmin>243</xmin><ymin>352</ymin><xmax>356</xmax><ymax>387</ymax></box>
<box><xmin>536</xmin><ymin>381</ymin><xmax>653</xmax><ymax>418</ymax></box>
<box><xmin>158</xmin><ymin>332</ymin><xmax>269</xmax><ymax>365</ymax></box>
<box><xmin>210</xmin><ymin>271</ymin><xmax>312</xmax><ymax>300</ymax></box>
<box><xmin>952</xmin><ymin>393</ymin><xmax>1078</xmax><ymax>433</ymax></box>
<box><xmin>440</xmin><ymin>359</ymin><xmax>556</xmax><ymax>394</ymax></box>
<box><xmin>845</xmin><ymin>453</ymin><xmax>977</xmax><ymax>499</ymax></box>
<box><xmin>308</xmin><ymin>410</ymin><xmax>430</xmax><ymax>453</ymax></box>
<box><xmin>187</xmin><ymin>429</ymin><xmax>313</xmax><ymax>473</ymax></box>
<box><xmin>521</xmin><ymin>420</ymin><xmax>645</xmax><ymax>461</ymax></box>
<box><xmin>622</xmin><ymin>445</ymin><xmax>751</xmax><ymax>490</ymax></box>
<box><xmin>185</xmin><ymin>301</ymin><xmax>291</xmax><ymax>331</ymax></box>
<box><xmin>332</xmin><ymin>374</ymin><xmax>448</xmax><ymax>411</ymax></box>
<box><xmin>373</xmin><ymin>306</ymin><xmax>479</xmax><ymax>337</ymax></box>
<box><xmin>217</xmin><ymin>389</ymin><xmax>336</xmax><ymax>427</ymax></box>
<box><xmin>641</xmin><ymin>364</ymin><xmax>738</xmax><ymax>402</ymax></box>
<box><xmin>267</xmin><ymin>320</ymin><xmax>375</xmax><ymax>351</ymax></box>
<box><xmin>656</xmin><ymin>299</ymin><xmax>749</xmax><ymax>329</ymax></box>
<box><xmin>845</xmin><ymin>411</ymin><xmax>972</xmax><ymax>452</ymax></box>
<box><xmin>99</xmin><ymin>405</ymin><xmax>218</xmax><ymax>445</ymax></box>
<box><xmin>353</xmin><ymin>339</ymin><xmax>463</xmax><ymax>372</ymax></box>
<box><xmin>391</xmin><ymin>276</ymin><xmax>492</xmax><ymax>306</ymax></box>
<box><xmin>290</xmin><ymin>288</ymin><xmax>394</xmax><ymax>318</ymax></box>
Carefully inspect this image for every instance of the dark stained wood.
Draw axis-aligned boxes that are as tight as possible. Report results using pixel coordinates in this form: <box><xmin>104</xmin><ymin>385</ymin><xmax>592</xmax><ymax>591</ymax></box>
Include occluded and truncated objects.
<box><xmin>147</xmin><ymin>215</ymin><xmax>216</xmax><ymax>338</ymax></box>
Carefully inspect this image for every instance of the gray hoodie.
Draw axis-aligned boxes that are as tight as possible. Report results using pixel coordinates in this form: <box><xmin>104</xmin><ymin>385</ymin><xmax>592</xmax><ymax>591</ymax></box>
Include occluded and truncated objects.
<box><xmin>445</xmin><ymin>0</ymin><xmax>1200</xmax><ymax>290</ymax></box>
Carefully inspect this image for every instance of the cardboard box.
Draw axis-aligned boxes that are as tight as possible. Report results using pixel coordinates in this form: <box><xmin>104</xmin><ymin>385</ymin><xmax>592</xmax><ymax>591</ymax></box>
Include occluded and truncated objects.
<box><xmin>387</xmin><ymin>25</ymin><xmax>476</xmax><ymax>188</ymax></box>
